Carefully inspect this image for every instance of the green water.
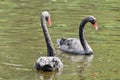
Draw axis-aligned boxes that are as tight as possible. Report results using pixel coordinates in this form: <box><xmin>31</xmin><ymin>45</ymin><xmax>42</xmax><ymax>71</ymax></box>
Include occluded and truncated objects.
<box><xmin>0</xmin><ymin>0</ymin><xmax>120</xmax><ymax>80</ymax></box>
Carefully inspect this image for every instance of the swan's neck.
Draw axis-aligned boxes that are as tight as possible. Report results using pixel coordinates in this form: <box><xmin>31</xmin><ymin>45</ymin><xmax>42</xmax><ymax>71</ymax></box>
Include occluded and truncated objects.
<box><xmin>79</xmin><ymin>20</ymin><xmax>93</xmax><ymax>53</ymax></box>
<box><xmin>41</xmin><ymin>17</ymin><xmax>56</xmax><ymax>56</ymax></box>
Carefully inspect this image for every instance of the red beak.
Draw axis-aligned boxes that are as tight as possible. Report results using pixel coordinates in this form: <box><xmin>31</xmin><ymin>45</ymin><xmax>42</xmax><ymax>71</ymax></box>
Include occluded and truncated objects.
<box><xmin>48</xmin><ymin>18</ymin><xmax>52</xmax><ymax>26</ymax></box>
<box><xmin>93</xmin><ymin>22</ymin><xmax>98</xmax><ymax>30</ymax></box>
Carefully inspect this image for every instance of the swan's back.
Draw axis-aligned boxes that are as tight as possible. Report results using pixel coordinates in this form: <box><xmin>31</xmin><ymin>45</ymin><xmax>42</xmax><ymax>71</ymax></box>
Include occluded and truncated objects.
<box><xmin>35</xmin><ymin>57</ymin><xmax>63</xmax><ymax>71</ymax></box>
<box><xmin>57</xmin><ymin>38</ymin><xmax>86</xmax><ymax>54</ymax></box>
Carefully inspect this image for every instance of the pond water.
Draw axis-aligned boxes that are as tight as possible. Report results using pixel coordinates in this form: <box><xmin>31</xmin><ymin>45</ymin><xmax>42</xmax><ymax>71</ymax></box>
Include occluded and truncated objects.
<box><xmin>0</xmin><ymin>0</ymin><xmax>120</xmax><ymax>80</ymax></box>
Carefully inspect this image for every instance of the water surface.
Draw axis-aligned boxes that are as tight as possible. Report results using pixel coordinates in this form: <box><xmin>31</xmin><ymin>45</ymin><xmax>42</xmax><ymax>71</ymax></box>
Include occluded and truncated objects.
<box><xmin>0</xmin><ymin>0</ymin><xmax>120</xmax><ymax>80</ymax></box>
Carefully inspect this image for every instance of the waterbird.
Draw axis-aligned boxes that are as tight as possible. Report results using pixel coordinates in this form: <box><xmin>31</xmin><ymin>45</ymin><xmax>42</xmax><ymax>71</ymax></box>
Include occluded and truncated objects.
<box><xmin>57</xmin><ymin>16</ymin><xmax>98</xmax><ymax>55</ymax></box>
<box><xmin>34</xmin><ymin>11</ymin><xmax>63</xmax><ymax>71</ymax></box>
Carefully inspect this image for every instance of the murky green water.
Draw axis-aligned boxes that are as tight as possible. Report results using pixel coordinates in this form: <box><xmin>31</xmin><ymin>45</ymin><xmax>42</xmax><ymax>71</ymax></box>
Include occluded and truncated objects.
<box><xmin>0</xmin><ymin>0</ymin><xmax>120</xmax><ymax>80</ymax></box>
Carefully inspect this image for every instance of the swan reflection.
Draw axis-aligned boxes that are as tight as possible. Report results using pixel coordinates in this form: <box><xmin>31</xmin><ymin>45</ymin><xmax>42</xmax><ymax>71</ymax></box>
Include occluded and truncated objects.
<box><xmin>35</xmin><ymin>70</ymin><xmax>62</xmax><ymax>80</ymax></box>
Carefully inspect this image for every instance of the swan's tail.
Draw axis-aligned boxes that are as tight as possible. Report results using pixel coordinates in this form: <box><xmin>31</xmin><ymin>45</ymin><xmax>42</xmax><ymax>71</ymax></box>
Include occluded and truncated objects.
<box><xmin>56</xmin><ymin>39</ymin><xmax>61</xmax><ymax>47</ymax></box>
<box><xmin>56</xmin><ymin>38</ymin><xmax>67</xmax><ymax>47</ymax></box>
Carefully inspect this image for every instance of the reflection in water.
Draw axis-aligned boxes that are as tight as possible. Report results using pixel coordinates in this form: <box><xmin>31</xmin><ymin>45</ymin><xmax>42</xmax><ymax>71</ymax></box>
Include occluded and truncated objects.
<box><xmin>35</xmin><ymin>70</ymin><xmax>62</xmax><ymax>80</ymax></box>
<box><xmin>57</xmin><ymin>50</ymin><xmax>93</xmax><ymax>80</ymax></box>
<box><xmin>70</xmin><ymin>54</ymin><xmax>93</xmax><ymax>62</ymax></box>
<box><xmin>78</xmin><ymin>55</ymin><xmax>93</xmax><ymax>80</ymax></box>
<box><xmin>71</xmin><ymin>54</ymin><xmax>93</xmax><ymax>80</ymax></box>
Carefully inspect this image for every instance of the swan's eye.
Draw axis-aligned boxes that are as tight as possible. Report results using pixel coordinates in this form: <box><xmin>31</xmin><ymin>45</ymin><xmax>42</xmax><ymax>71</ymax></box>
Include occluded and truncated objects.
<box><xmin>91</xmin><ymin>20</ymin><xmax>96</xmax><ymax>25</ymax></box>
<box><xmin>46</xmin><ymin>17</ymin><xmax>49</xmax><ymax>21</ymax></box>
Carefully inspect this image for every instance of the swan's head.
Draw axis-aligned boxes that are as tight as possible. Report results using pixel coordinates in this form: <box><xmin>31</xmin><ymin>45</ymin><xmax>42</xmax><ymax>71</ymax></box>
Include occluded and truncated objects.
<box><xmin>41</xmin><ymin>11</ymin><xmax>51</xmax><ymax>26</ymax></box>
<box><xmin>86</xmin><ymin>16</ymin><xmax>98</xmax><ymax>30</ymax></box>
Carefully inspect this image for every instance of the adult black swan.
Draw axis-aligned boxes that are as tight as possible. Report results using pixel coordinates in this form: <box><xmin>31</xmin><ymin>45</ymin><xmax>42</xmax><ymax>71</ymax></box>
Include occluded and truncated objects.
<box><xmin>57</xmin><ymin>16</ymin><xmax>98</xmax><ymax>55</ymax></box>
<box><xmin>34</xmin><ymin>11</ymin><xmax>63</xmax><ymax>71</ymax></box>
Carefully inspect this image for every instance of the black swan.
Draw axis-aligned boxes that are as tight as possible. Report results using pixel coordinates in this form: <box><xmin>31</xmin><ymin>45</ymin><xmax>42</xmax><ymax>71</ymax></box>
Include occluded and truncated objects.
<box><xmin>57</xmin><ymin>16</ymin><xmax>98</xmax><ymax>55</ymax></box>
<box><xmin>34</xmin><ymin>11</ymin><xmax>63</xmax><ymax>71</ymax></box>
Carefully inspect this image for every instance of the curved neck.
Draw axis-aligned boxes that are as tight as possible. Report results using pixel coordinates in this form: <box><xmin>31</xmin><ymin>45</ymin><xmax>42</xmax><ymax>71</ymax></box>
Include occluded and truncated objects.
<box><xmin>41</xmin><ymin>17</ymin><xmax>56</xmax><ymax>56</ymax></box>
<box><xmin>79</xmin><ymin>19</ymin><xmax>93</xmax><ymax>53</ymax></box>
